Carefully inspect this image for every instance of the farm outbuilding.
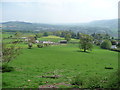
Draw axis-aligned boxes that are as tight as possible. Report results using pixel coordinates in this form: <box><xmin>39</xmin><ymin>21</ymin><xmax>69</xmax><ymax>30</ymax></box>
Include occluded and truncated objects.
<box><xmin>59</xmin><ymin>40</ymin><xmax>67</xmax><ymax>44</ymax></box>
<box><xmin>111</xmin><ymin>45</ymin><xmax>117</xmax><ymax>49</ymax></box>
<box><xmin>40</xmin><ymin>41</ymin><xmax>54</xmax><ymax>44</ymax></box>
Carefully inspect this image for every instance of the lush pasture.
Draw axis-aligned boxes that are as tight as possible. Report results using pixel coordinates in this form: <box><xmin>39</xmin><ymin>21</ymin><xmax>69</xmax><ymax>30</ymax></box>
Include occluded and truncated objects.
<box><xmin>2</xmin><ymin>43</ymin><xmax>118</xmax><ymax>88</ymax></box>
<box><xmin>38</xmin><ymin>35</ymin><xmax>79</xmax><ymax>43</ymax></box>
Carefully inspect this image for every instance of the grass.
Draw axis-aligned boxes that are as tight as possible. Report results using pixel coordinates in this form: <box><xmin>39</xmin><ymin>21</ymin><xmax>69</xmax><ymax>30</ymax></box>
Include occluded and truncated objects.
<box><xmin>38</xmin><ymin>35</ymin><xmax>64</xmax><ymax>42</ymax></box>
<box><xmin>38</xmin><ymin>35</ymin><xmax>79</xmax><ymax>42</ymax></box>
<box><xmin>2</xmin><ymin>43</ymin><xmax>118</xmax><ymax>88</ymax></box>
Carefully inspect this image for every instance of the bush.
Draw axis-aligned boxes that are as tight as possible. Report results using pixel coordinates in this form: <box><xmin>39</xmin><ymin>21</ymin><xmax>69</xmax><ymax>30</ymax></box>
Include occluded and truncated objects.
<box><xmin>70</xmin><ymin>75</ymin><xmax>83</xmax><ymax>86</ymax></box>
<box><xmin>28</xmin><ymin>43</ymin><xmax>32</xmax><ymax>49</ymax></box>
<box><xmin>85</xmin><ymin>76</ymin><xmax>103</xmax><ymax>88</ymax></box>
<box><xmin>44</xmin><ymin>43</ymin><xmax>49</xmax><ymax>47</ymax></box>
<box><xmin>109</xmin><ymin>48</ymin><xmax>120</xmax><ymax>52</ymax></box>
<box><xmin>105</xmin><ymin>70</ymin><xmax>120</xmax><ymax>88</ymax></box>
<box><xmin>101</xmin><ymin>40</ymin><xmax>112</xmax><ymax>49</ymax></box>
<box><xmin>2</xmin><ymin>43</ymin><xmax>21</xmax><ymax>63</ymax></box>
<box><xmin>117</xmin><ymin>42</ymin><xmax>120</xmax><ymax>48</ymax></box>
<box><xmin>70</xmin><ymin>71</ymin><xmax>120</xmax><ymax>88</ymax></box>
<box><xmin>37</xmin><ymin>44</ymin><xmax>44</xmax><ymax>48</ymax></box>
<box><xmin>2</xmin><ymin>64</ymin><xmax>14</xmax><ymax>73</ymax></box>
<box><xmin>111</xmin><ymin>40</ymin><xmax>117</xmax><ymax>45</ymax></box>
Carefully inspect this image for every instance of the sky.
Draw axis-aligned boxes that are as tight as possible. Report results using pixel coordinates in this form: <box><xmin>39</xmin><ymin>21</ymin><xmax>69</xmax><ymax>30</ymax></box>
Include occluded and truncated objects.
<box><xmin>0</xmin><ymin>0</ymin><xmax>119</xmax><ymax>24</ymax></box>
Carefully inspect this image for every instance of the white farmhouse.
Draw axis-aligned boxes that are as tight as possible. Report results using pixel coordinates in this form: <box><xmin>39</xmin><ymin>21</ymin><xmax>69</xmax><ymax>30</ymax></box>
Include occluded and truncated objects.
<box><xmin>43</xmin><ymin>41</ymin><xmax>54</xmax><ymax>44</ymax></box>
<box><xmin>111</xmin><ymin>45</ymin><xmax>117</xmax><ymax>49</ymax></box>
<box><xmin>35</xmin><ymin>40</ymin><xmax>39</xmax><ymax>43</ymax></box>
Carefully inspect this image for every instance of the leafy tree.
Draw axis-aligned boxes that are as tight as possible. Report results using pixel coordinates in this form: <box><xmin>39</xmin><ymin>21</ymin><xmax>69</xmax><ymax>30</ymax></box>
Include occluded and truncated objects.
<box><xmin>101</xmin><ymin>40</ymin><xmax>112</xmax><ymax>49</ymax></box>
<box><xmin>104</xmin><ymin>34</ymin><xmax>110</xmax><ymax>39</ymax></box>
<box><xmin>37</xmin><ymin>43</ymin><xmax>44</xmax><ymax>48</ymax></box>
<box><xmin>36</xmin><ymin>33</ymin><xmax>43</xmax><ymax>38</ymax></box>
<box><xmin>79</xmin><ymin>34</ymin><xmax>93</xmax><ymax>52</ymax></box>
<box><xmin>71</xmin><ymin>32</ymin><xmax>76</xmax><ymax>39</ymax></box>
<box><xmin>91</xmin><ymin>33</ymin><xmax>111</xmax><ymax>40</ymax></box>
<box><xmin>117</xmin><ymin>42</ymin><xmax>120</xmax><ymax>48</ymax></box>
<box><xmin>43</xmin><ymin>32</ymin><xmax>48</xmax><ymax>36</ymax></box>
<box><xmin>2</xmin><ymin>42</ymin><xmax>21</xmax><ymax>64</ymax></box>
<box><xmin>28</xmin><ymin>37</ymin><xmax>36</xmax><ymax>43</ymax></box>
<box><xmin>65</xmin><ymin>33</ymin><xmax>71</xmax><ymax>42</ymax></box>
<box><xmin>111</xmin><ymin>40</ymin><xmax>117</xmax><ymax>45</ymax></box>
<box><xmin>28</xmin><ymin>43</ymin><xmax>32</xmax><ymax>49</ymax></box>
<box><xmin>76</xmin><ymin>32</ymin><xmax>80</xmax><ymax>39</ymax></box>
<box><xmin>111</xmin><ymin>37</ymin><xmax>114</xmax><ymax>40</ymax></box>
<box><xmin>14</xmin><ymin>32</ymin><xmax>22</xmax><ymax>41</ymax></box>
<box><xmin>53</xmin><ymin>31</ymin><xmax>61</xmax><ymax>36</ymax></box>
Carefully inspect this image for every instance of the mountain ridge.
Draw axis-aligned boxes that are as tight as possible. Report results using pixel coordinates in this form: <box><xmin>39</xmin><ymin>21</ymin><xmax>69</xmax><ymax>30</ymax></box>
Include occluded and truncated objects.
<box><xmin>1</xmin><ymin>19</ymin><xmax>118</xmax><ymax>37</ymax></box>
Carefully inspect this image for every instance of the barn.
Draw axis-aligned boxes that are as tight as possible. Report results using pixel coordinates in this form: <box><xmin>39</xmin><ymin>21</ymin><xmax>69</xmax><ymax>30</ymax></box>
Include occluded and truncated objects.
<box><xmin>59</xmin><ymin>40</ymin><xmax>67</xmax><ymax>44</ymax></box>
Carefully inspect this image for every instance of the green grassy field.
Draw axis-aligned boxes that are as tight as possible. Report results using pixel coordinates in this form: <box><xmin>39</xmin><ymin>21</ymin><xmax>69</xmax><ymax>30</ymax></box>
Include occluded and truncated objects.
<box><xmin>2</xmin><ymin>43</ymin><xmax>118</xmax><ymax>88</ymax></box>
<box><xmin>38</xmin><ymin>35</ymin><xmax>79</xmax><ymax>42</ymax></box>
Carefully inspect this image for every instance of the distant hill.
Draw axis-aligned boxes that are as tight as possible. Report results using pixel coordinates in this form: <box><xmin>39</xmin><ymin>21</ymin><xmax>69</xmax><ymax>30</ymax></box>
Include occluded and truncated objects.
<box><xmin>1</xmin><ymin>19</ymin><xmax>118</xmax><ymax>37</ymax></box>
<box><xmin>87</xmin><ymin>19</ymin><xmax>118</xmax><ymax>29</ymax></box>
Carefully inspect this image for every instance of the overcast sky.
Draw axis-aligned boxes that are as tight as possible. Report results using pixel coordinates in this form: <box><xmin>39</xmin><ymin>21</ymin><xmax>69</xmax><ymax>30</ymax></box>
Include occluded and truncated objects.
<box><xmin>1</xmin><ymin>0</ymin><xmax>119</xmax><ymax>23</ymax></box>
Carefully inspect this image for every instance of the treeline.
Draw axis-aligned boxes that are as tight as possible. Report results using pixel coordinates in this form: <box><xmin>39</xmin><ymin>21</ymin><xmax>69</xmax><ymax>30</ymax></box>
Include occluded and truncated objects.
<box><xmin>43</xmin><ymin>31</ymin><xmax>120</xmax><ymax>50</ymax></box>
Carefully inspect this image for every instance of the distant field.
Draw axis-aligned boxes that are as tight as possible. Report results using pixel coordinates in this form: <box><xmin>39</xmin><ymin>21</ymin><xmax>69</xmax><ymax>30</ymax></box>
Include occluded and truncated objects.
<box><xmin>38</xmin><ymin>35</ymin><xmax>64</xmax><ymax>42</ymax></box>
<box><xmin>38</xmin><ymin>35</ymin><xmax>79</xmax><ymax>43</ymax></box>
<box><xmin>2</xmin><ymin>43</ymin><xmax>118</xmax><ymax>88</ymax></box>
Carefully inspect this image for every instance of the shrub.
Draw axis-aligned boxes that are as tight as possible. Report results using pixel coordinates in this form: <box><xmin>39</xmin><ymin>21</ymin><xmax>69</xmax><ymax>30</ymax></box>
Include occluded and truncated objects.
<box><xmin>70</xmin><ymin>71</ymin><xmax>120</xmax><ymax>88</ymax></box>
<box><xmin>85</xmin><ymin>76</ymin><xmax>103</xmax><ymax>88</ymax></box>
<box><xmin>28</xmin><ymin>43</ymin><xmax>32</xmax><ymax>49</ymax></box>
<box><xmin>70</xmin><ymin>75</ymin><xmax>83</xmax><ymax>86</ymax></box>
<box><xmin>37</xmin><ymin>44</ymin><xmax>44</xmax><ymax>48</ymax></box>
<box><xmin>111</xmin><ymin>40</ymin><xmax>117</xmax><ymax>45</ymax></box>
<box><xmin>109</xmin><ymin>48</ymin><xmax>120</xmax><ymax>52</ymax></box>
<box><xmin>105</xmin><ymin>70</ymin><xmax>120</xmax><ymax>88</ymax></box>
<box><xmin>94</xmin><ymin>41</ymin><xmax>101</xmax><ymax>46</ymax></box>
<box><xmin>117</xmin><ymin>42</ymin><xmax>120</xmax><ymax>48</ymax></box>
<box><xmin>101</xmin><ymin>40</ymin><xmax>112</xmax><ymax>49</ymax></box>
<box><xmin>44</xmin><ymin>43</ymin><xmax>49</xmax><ymax>47</ymax></box>
<box><xmin>2</xmin><ymin>43</ymin><xmax>21</xmax><ymax>63</ymax></box>
<box><xmin>2</xmin><ymin>64</ymin><xmax>14</xmax><ymax>73</ymax></box>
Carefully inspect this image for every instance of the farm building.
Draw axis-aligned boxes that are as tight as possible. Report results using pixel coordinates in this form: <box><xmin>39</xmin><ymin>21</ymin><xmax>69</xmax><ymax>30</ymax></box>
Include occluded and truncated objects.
<box><xmin>21</xmin><ymin>37</ymin><xmax>27</xmax><ymax>39</ymax></box>
<box><xmin>35</xmin><ymin>40</ymin><xmax>39</xmax><ymax>43</ymax></box>
<box><xmin>40</xmin><ymin>41</ymin><xmax>54</xmax><ymax>44</ymax></box>
<box><xmin>59</xmin><ymin>40</ymin><xmax>67</xmax><ymax>44</ymax></box>
<box><xmin>111</xmin><ymin>45</ymin><xmax>117</xmax><ymax>49</ymax></box>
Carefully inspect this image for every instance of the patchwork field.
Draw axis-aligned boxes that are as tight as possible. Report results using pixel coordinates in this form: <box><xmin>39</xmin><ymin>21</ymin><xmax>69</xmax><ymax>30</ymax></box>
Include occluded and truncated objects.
<box><xmin>2</xmin><ymin>43</ymin><xmax>118</xmax><ymax>88</ymax></box>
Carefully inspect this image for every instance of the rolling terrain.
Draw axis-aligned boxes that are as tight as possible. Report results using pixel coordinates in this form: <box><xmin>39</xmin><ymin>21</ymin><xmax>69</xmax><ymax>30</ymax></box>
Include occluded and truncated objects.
<box><xmin>1</xmin><ymin>19</ymin><xmax>118</xmax><ymax>37</ymax></box>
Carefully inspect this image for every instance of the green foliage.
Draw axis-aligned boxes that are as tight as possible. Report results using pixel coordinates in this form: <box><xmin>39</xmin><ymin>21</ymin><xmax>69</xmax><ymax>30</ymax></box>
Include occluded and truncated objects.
<box><xmin>76</xmin><ymin>32</ymin><xmax>80</xmax><ymax>39</ymax></box>
<box><xmin>101</xmin><ymin>40</ymin><xmax>112</xmax><ymax>49</ymax></box>
<box><xmin>85</xmin><ymin>76</ymin><xmax>103</xmax><ymax>88</ymax></box>
<box><xmin>79</xmin><ymin>34</ymin><xmax>93</xmax><ymax>52</ymax></box>
<box><xmin>14</xmin><ymin>32</ymin><xmax>22</xmax><ymax>38</ymax></box>
<box><xmin>2</xmin><ymin>43</ymin><xmax>118</xmax><ymax>88</ymax></box>
<box><xmin>2</xmin><ymin>43</ymin><xmax>21</xmax><ymax>63</ymax></box>
<box><xmin>91</xmin><ymin>33</ymin><xmax>111</xmax><ymax>40</ymax></box>
<box><xmin>105</xmin><ymin>70</ymin><xmax>120</xmax><ymax>88</ymax></box>
<box><xmin>28</xmin><ymin>37</ymin><xmax>36</xmax><ymax>43</ymax></box>
<box><xmin>2</xmin><ymin>64</ymin><xmax>14</xmax><ymax>73</ymax></box>
<box><xmin>28</xmin><ymin>43</ymin><xmax>32</xmax><ymax>49</ymax></box>
<box><xmin>111</xmin><ymin>40</ymin><xmax>117</xmax><ymax>45</ymax></box>
<box><xmin>44</xmin><ymin>43</ymin><xmax>50</xmax><ymax>47</ymax></box>
<box><xmin>71</xmin><ymin>72</ymin><xmax>120</xmax><ymax>88</ymax></box>
<box><xmin>65</xmin><ymin>33</ymin><xmax>71</xmax><ymax>41</ymax></box>
<box><xmin>37</xmin><ymin>44</ymin><xmax>44</xmax><ymax>48</ymax></box>
<box><xmin>94</xmin><ymin>40</ymin><xmax>101</xmax><ymax>46</ymax></box>
<box><xmin>70</xmin><ymin>75</ymin><xmax>83</xmax><ymax>86</ymax></box>
<box><xmin>35</xmin><ymin>33</ymin><xmax>43</xmax><ymax>38</ymax></box>
<box><xmin>43</xmin><ymin>32</ymin><xmax>49</xmax><ymax>36</ymax></box>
